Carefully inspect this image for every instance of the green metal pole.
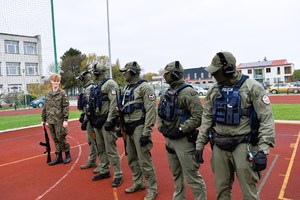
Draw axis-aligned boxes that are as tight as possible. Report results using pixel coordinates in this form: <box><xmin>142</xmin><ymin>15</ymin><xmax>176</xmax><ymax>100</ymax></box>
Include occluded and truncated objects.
<box><xmin>50</xmin><ymin>0</ymin><xmax>59</xmax><ymax>73</ymax></box>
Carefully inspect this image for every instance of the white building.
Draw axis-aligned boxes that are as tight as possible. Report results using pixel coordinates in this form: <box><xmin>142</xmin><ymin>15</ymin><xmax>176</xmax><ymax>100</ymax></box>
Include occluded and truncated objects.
<box><xmin>237</xmin><ymin>59</ymin><xmax>295</xmax><ymax>85</ymax></box>
<box><xmin>0</xmin><ymin>33</ymin><xmax>43</xmax><ymax>95</ymax></box>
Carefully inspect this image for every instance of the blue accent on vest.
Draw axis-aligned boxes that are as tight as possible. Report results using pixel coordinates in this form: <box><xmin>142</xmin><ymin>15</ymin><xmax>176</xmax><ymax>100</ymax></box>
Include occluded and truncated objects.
<box><xmin>89</xmin><ymin>78</ymin><xmax>110</xmax><ymax>113</ymax></box>
<box><xmin>213</xmin><ymin>75</ymin><xmax>249</xmax><ymax>125</ymax></box>
<box><xmin>158</xmin><ymin>83</ymin><xmax>192</xmax><ymax>122</ymax></box>
<box><xmin>118</xmin><ymin>80</ymin><xmax>146</xmax><ymax>114</ymax></box>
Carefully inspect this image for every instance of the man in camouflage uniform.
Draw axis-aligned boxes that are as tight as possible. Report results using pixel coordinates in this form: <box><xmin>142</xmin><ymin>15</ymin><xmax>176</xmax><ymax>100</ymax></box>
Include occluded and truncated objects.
<box><xmin>157</xmin><ymin>61</ymin><xmax>207</xmax><ymax>200</ymax></box>
<box><xmin>118</xmin><ymin>61</ymin><xmax>158</xmax><ymax>200</ymax></box>
<box><xmin>194</xmin><ymin>51</ymin><xmax>275</xmax><ymax>199</ymax></box>
<box><xmin>77</xmin><ymin>71</ymin><xmax>98</xmax><ymax>169</ymax></box>
<box><xmin>41</xmin><ymin>73</ymin><xmax>71</xmax><ymax>166</ymax></box>
<box><xmin>90</xmin><ymin>63</ymin><xmax>123</xmax><ymax>187</ymax></box>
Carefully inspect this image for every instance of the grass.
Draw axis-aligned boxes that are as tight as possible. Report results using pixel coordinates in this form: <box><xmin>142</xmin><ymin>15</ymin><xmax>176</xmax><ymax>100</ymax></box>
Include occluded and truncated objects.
<box><xmin>0</xmin><ymin>110</ymin><xmax>81</xmax><ymax>131</ymax></box>
<box><xmin>272</xmin><ymin>104</ymin><xmax>300</xmax><ymax>121</ymax></box>
<box><xmin>0</xmin><ymin>105</ymin><xmax>299</xmax><ymax>131</ymax></box>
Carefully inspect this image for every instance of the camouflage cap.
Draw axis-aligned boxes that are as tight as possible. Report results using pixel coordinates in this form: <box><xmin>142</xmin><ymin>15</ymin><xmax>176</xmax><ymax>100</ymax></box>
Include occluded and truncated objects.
<box><xmin>119</xmin><ymin>61</ymin><xmax>141</xmax><ymax>73</ymax></box>
<box><xmin>205</xmin><ymin>51</ymin><xmax>236</xmax><ymax>73</ymax></box>
<box><xmin>163</xmin><ymin>61</ymin><xmax>184</xmax><ymax>74</ymax></box>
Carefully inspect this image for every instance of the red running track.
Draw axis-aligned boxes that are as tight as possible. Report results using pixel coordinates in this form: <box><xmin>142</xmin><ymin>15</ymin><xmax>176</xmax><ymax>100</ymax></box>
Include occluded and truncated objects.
<box><xmin>0</xmin><ymin>121</ymin><xmax>300</xmax><ymax>200</ymax></box>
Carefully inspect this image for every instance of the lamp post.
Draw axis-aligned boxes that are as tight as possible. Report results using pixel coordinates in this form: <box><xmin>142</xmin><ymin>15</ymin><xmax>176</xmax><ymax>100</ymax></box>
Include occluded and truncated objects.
<box><xmin>22</xmin><ymin>69</ymin><xmax>27</xmax><ymax>107</ymax></box>
<box><xmin>106</xmin><ymin>0</ymin><xmax>112</xmax><ymax>78</ymax></box>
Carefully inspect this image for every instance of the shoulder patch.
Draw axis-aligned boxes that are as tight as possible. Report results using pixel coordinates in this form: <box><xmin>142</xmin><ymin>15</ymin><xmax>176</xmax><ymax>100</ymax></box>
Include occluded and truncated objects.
<box><xmin>148</xmin><ymin>94</ymin><xmax>156</xmax><ymax>101</ymax></box>
<box><xmin>111</xmin><ymin>89</ymin><xmax>116</xmax><ymax>95</ymax></box>
<box><xmin>262</xmin><ymin>95</ymin><xmax>270</xmax><ymax>105</ymax></box>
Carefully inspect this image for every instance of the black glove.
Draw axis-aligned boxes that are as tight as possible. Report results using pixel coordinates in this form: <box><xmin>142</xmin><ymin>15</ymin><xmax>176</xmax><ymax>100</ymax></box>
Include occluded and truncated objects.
<box><xmin>159</xmin><ymin>126</ymin><xmax>170</xmax><ymax>138</ymax></box>
<box><xmin>81</xmin><ymin>120</ymin><xmax>88</xmax><ymax>131</ymax></box>
<box><xmin>104</xmin><ymin>121</ymin><xmax>114</xmax><ymax>131</ymax></box>
<box><xmin>79</xmin><ymin>113</ymin><xmax>85</xmax><ymax>123</ymax></box>
<box><xmin>252</xmin><ymin>151</ymin><xmax>267</xmax><ymax>171</ymax></box>
<box><xmin>139</xmin><ymin>135</ymin><xmax>151</xmax><ymax>147</ymax></box>
<box><xmin>194</xmin><ymin>149</ymin><xmax>204</xmax><ymax>164</ymax></box>
<box><xmin>168</xmin><ymin>127</ymin><xmax>185</xmax><ymax>139</ymax></box>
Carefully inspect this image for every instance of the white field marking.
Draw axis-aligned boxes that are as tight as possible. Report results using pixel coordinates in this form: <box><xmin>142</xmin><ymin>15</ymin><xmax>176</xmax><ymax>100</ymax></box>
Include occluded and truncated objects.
<box><xmin>35</xmin><ymin>135</ymin><xmax>82</xmax><ymax>200</ymax></box>
<box><xmin>0</xmin><ymin>143</ymin><xmax>87</xmax><ymax>167</ymax></box>
<box><xmin>258</xmin><ymin>154</ymin><xmax>279</xmax><ymax>194</ymax></box>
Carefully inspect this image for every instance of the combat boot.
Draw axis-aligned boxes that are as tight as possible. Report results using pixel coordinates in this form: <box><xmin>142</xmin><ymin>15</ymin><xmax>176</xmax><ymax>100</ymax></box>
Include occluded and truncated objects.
<box><xmin>63</xmin><ymin>151</ymin><xmax>71</xmax><ymax>164</ymax></box>
<box><xmin>80</xmin><ymin>162</ymin><xmax>97</xmax><ymax>169</ymax></box>
<box><xmin>48</xmin><ymin>152</ymin><xmax>63</xmax><ymax>166</ymax></box>
<box><xmin>125</xmin><ymin>183</ymin><xmax>146</xmax><ymax>193</ymax></box>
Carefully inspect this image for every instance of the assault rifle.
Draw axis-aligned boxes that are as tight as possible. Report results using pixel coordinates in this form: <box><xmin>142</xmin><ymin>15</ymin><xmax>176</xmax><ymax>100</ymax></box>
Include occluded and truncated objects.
<box><xmin>39</xmin><ymin>124</ymin><xmax>51</xmax><ymax>163</ymax></box>
<box><xmin>116</xmin><ymin>91</ymin><xmax>127</xmax><ymax>156</ymax></box>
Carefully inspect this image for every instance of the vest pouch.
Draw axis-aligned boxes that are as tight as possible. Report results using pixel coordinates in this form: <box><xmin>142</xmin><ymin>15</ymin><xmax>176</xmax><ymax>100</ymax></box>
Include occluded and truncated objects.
<box><xmin>186</xmin><ymin>130</ymin><xmax>199</xmax><ymax>143</ymax></box>
<box><xmin>124</xmin><ymin>118</ymin><xmax>145</xmax><ymax>135</ymax></box>
<box><xmin>226</xmin><ymin>105</ymin><xmax>241</xmax><ymax>125</ymax></box>
<box><xmin>214</xmin><ymin>133</ymin><xmax>246</xmax><ymax>152</ymax></box>
<box><xmin>93</xmin><ymin>114</ymin><xmax>108</xmax><ymax>128</ymax></box>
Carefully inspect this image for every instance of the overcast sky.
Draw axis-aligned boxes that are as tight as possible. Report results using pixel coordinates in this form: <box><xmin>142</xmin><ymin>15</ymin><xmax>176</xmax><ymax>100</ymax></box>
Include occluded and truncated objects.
<box><xmin>1</xmin><ymin>0</ymin><xmax>300</xmax><ymax>75</ymax></box>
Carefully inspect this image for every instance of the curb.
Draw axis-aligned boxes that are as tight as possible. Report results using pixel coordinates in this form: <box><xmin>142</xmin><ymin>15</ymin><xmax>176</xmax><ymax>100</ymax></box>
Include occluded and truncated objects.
<box><xmin>1</xmin><ymin>119</ymin><xmax>299</xmax><ymax>134</ymax></box>
<box><xmin>274</xmin><ymin>120</ymin><xmax>300</xmax><ymax>124</ymax></box>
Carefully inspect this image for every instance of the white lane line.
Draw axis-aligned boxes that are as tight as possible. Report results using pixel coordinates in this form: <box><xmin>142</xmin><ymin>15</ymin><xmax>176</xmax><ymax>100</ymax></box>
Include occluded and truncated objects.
<box><xmin>258</xmin><ymin>154</ymin><xmax>279</xmax><ymax>194</ymax></box>
<box><xmin>35</xmin><ymin>135</ymin><xmax>82</xmax><ymax>200</ymax></box>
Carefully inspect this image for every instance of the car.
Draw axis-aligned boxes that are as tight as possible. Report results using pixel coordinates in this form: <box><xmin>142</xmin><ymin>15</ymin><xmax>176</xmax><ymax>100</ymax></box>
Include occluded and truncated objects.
<box><xmin>190</xmin><ymin>84</ymin><xmax>208</xmax><ymax>96</ymax></box>
<box><xmin>291</xmin><ymin>82</ymin><xmax>300</xmax><ymax>87</ymax></box>
<box><xmin>268</xmin><ymin>83</ymin><xmax>298</xmax><ymax>94</ymax></box>
<box><xmin>0</xmin><ymin>100</ymin><xmax>12</xmax><ymax>108</ymax></box>
<box><xmin>30</xmin><ymin>96</ymin><xmax>45</xmax><ymax>108</ymax></box>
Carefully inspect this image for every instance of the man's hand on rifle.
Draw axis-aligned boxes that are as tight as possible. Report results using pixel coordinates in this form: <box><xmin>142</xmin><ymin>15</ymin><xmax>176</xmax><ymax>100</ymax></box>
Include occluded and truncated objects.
<box><xmin>139</xmin><ymin>135</ymin><xmax>151</xmax><ymax>147</ymax></box>
<box><xmin>81</xmin><ymin>120</ymin><xmax>88</xmax><ymax>131</ymax></box>
<box><xmin>159</xmin><ymin>125</ymin><xmax>170</xmax><ymax>138</ymax></box>
<box><xmin>41</xmin><ymin>122</ymin><xmax>48</xmax><ymax>126</ymax></box>
<box><xmin>104</xmin><ymin>121</ymin><xmax>114</xmax><ymax>131</ymax></box>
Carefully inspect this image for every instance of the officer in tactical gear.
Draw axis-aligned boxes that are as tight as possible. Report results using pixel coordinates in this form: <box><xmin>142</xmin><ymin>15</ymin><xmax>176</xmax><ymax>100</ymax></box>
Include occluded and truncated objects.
<box><xmin>41</xmin><ymin>73</ymin><xmax>71</xmax><ymax>166</ymax></box>
<box><xmin>194</xmin><ymin>51</ymin><xmax>275</xmax><ymax>199</ymax></box>
<box><xmin>77</xmin><ymin>70</ymin><xmax>98</xmax><ymax>170</ymax></box>
<box><xmin>118</xmin><ymin>61</ymin><xmax>158</xmax><ymax>200</ymax></box>
<box><xmin>157</xmin><ymin>61</ymin><xmax>207</xmax><ymax>200</ymax></box>
<box><xmin>90</xmin><ymin>63</ymin><xmax>123</xmax><ymax>187</ymax></box>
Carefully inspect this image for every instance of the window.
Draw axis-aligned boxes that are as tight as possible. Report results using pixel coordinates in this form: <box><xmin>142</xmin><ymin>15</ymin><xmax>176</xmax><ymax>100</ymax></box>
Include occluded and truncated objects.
<box><xmin>24</xmin><ymin>42</ymin><xmax>37</xmax><ymax>54</ymax></box>
<box><xmin>277</xmin><ymin>67</ymin><xmax>281</xmax><ymax>75</ymax></box>
<box><xmin>8</xmin><ymin>84</ymin><xmax>22</xmax><ymax>92</ymax></box>
<box><xmin>25</xmin><ymin>63</ymin><xmax>38</xmax><ymax>75</ymax></box>
<box><xmin>266</xmin><ymin>68</ymin><xmax>271</xmax><ymax>73</ymax></box>
<box><xmin>5</xmin><ymin>40</ymin><xmax>19</xmax><ymax>54</ymax></box>
<box><xmin>6</xmin><ymin>62</ymin><xmax>21</xmax><ymax>75</ymax></box>
<box><xmin>201</xmin><ymin>72</ymin><xmax>204</xmax><ymax>79</ymax></box>
<box><xmin>284</xmin><ymin>66</ymin><xmax>291</xmax><ymax>74</ymax></box>
<box><xmin>247</xmin><ymin>69</ymin><xmax>252</xmax><ymax>74</ymax></box>
<box><xmin>194</xmin><ymin>73</ymin><xmax>197</xmax><ymax>79</ymax></box>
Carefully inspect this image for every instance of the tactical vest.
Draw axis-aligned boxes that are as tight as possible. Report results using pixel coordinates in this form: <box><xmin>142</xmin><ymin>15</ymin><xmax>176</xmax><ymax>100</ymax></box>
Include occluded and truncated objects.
<box><xmin>77</xmin><ymin>83</ymin><xmax>93</xmax><ymax>110</ymax></box>
<box><xmin>118</xmin><ymin>80</ymin><xmax>146</xmax><ymax>114</ymax></box>
<box><xmin>89</xmin><ymin>78</ymin><xmax>110</xmax><ymax>113</ymax></box>
<box><xmin>77</xmin><ymin>93</ymin><xmax>84</xmax><ymax>110</ymax></box>
<box><xmin>158</xmin><ymin>83</ymin><xmax>192</xmax><ymax>122</ymax></box>
<box><xmin>213</xmin><ymin>75</ymin><xmax>249</xmax><ymax>125</ymax></box>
